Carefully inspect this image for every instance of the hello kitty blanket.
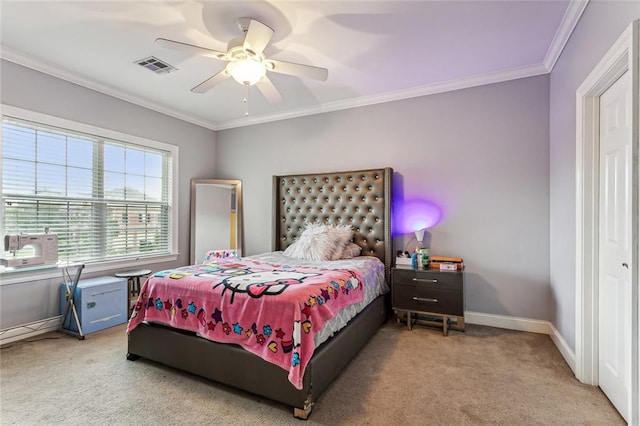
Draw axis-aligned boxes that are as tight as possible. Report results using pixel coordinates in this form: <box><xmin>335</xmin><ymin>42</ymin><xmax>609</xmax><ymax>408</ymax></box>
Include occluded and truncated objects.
<box><xmin>126</xmin><ymin>257</ymin><xmax>365</xmax><ymax>389</ymax></box>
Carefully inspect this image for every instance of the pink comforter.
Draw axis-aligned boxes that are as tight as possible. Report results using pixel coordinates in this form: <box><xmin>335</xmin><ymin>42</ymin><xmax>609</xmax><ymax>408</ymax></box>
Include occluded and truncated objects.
<box><xmin>126</xmin><ymin>257</ymin><xmax>364</xmax><ymax>389</ymax></box>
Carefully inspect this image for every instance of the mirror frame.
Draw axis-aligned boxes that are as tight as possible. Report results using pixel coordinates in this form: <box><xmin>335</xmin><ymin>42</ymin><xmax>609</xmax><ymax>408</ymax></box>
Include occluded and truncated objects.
<box><xmin>190</xmin><ymin>179</ymin><xmax>243</xmax><ymax>265</ymax></box>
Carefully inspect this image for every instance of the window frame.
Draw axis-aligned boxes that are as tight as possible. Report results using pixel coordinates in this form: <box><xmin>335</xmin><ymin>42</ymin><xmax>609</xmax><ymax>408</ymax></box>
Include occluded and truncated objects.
<box><xmin>0</xmin><ymin>104</ymin><xmax>179</xmax><ymax>284</ymax></box>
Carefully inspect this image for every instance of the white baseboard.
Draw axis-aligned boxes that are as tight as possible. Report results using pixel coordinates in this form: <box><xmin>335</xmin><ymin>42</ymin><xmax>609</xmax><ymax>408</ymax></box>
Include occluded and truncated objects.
<box><xmin>465</xmin><ymin>311</ymin><xmax>576</xmax><ymax>372</ymax></box>
<box><xmin>548</xmin><ymin>321</ymin><xmax>576</xmax><ymax>373</ymax></box>
<box><xmin>0</xmin><ymin>316</ymin><xmax>62</xmax><ymax>346</ymax></box>
<box><xmin>465</xmin><ymin>311</ymin><xmax>550</xmax><ymax>333</ymax></box>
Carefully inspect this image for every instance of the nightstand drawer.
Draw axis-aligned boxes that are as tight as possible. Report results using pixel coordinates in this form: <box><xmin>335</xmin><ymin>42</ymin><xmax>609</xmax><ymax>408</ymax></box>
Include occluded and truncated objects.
<box><xmin>393</xmin><ymin>285</ymin><xmax>463</xmax><ymax>316</ymax></box>
<box><xmin>393</xmin><ymin>268</ymin><xmax>462</xmax><ymax>291</ymax></box>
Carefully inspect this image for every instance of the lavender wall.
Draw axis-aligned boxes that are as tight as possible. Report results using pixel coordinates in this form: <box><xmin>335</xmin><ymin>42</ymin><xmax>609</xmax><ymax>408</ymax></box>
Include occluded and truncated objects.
<box><xmin>6</xmin><ymin>1</ymin><xmax>634</xmax><ymax>341</ymax></box>
<box><xmin>216</xmin><ymin>75</ymin><xmax>551</xmax><ymax>320</ymax></box>
<box><xmin>0</xmin><ymin>59</ymin><xmax>216</xmax><ymax>329</ymax></box>
<box><xmin>549</xmin><ymin>3</ymin><xmax>640</xmax><ymax>350</ymax></box>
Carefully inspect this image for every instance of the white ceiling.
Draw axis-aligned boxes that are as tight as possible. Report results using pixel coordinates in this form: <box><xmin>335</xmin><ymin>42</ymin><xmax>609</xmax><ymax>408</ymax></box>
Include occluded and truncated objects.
<box><xmin>0</xmin><ymin>1</ymin><xmax>584</xmax><ymax>130</ymax></box>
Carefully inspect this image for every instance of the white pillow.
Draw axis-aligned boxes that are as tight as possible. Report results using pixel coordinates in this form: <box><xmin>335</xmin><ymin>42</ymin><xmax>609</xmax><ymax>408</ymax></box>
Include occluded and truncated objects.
<box><xmin>329</xmin><ymin>224</ymin><xmax>354</xmax><ymax>260</ymax></box>
<box><xmin>340</xmin><ymin>242</ymin><xmax>362</xmax><ymax>259</ymax></box>
<box><xmin>284</xmin><ymin>222</ymin><xmax>335</xmax><ymax>261</ymax></box>
<box><xmin>283</xmin><ymin>240</ymin><xmax>302</xmax><ymax>258</ymax></box>
<box><xmin>283</xmin><ymin>223</ymin><xmax>354</xmax><ymax>261</ymax></box>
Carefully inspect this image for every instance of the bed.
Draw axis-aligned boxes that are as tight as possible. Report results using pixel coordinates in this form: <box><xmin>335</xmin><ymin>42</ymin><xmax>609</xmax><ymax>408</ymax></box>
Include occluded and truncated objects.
<box><xmin>126</xmin><ymin>167</ymin><xmax>393</xmax><ymax>419</ymax></box>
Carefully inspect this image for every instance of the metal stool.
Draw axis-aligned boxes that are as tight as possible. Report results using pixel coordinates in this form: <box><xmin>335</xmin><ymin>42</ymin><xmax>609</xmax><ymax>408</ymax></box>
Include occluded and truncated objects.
<box><xmin>115</xmin><ymin>269</ymin><xmax>151</xmax><ymax>317</ymax></box>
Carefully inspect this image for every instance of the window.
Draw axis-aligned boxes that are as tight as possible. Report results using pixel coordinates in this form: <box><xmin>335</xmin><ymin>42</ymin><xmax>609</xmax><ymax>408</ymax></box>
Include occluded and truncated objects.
<box><xmin>1</xmin><ymin>106</ymin><xmax>178</xmax><ymax>266</ymax></box>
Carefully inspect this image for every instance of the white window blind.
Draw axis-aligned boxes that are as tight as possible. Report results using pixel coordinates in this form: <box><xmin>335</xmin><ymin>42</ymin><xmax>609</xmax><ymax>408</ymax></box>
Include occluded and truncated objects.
<box><xmin>1</xmin><ymin>115</ymin><xmax>174</xmax><ymax>264</ymax></box>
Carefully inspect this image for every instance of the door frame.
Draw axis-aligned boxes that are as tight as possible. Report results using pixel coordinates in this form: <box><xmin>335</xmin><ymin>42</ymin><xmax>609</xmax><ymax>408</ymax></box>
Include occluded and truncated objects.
<box><xmin>575</xmin><ymin>20</ymin><xmax>639</xmax><ymax>423</ymax></box>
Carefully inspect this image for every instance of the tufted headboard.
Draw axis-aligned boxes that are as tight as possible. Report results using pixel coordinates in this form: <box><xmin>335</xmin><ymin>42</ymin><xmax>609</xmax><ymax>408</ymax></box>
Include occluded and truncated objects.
<box><xmin>272</xmin><ymin>167</ymin><xmax>393</xmax><ymax>280</ymax></box>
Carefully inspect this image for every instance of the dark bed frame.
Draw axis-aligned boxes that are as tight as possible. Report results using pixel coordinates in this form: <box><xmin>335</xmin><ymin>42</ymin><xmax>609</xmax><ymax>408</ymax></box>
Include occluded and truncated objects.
<box><xmin>127</xmin><ymin>167</ymin><xmax>393</xmax><ymax>419</ymax></box>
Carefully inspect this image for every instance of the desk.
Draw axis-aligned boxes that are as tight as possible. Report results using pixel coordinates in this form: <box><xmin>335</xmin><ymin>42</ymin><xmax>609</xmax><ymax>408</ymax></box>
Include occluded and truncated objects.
<box><xmin>59</xmin><ymin>263</ymin><xmax>86</xmax><ymax>340</ymax></box>
<box><xmin>115</xmin><ymin>269</ymin><xmax>151</xmax><ymax>317</ymax></box>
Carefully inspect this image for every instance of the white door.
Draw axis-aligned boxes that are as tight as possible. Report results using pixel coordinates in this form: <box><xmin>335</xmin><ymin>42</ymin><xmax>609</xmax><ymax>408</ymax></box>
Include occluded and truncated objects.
<box><xmin>598</xmin><ymin>70</ymin><xmax>632</xmax><ymax>422</ymax></box>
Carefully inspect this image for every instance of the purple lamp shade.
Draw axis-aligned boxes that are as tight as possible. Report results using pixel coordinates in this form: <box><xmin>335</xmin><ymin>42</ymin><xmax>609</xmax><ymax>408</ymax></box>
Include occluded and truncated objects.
<box><xmin>394</xmin><ymin>199</ymin><xmax>442</xmax><ymax>235</ymax></box>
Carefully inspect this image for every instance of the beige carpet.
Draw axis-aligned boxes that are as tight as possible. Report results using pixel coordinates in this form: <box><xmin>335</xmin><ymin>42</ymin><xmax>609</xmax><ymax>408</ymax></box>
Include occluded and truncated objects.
<box><xmin>0</xmin><ymin>321</ymin><xmax>624</xmax><ymax>425</ymax></box>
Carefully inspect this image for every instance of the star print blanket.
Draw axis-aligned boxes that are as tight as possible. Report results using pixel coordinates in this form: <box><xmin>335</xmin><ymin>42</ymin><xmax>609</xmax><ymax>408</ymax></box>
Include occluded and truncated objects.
<box><xmin>126</xmin><ymin>257</ymin><xmax>366</xmax><ymax>389</ymax></box>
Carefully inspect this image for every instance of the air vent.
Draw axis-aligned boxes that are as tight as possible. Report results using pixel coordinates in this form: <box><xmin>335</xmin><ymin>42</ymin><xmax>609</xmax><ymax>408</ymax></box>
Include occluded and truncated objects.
<box><xmin>134</xmin><ymin>56</ymin><xmax>177</xmax><ymax>74</ymax></box>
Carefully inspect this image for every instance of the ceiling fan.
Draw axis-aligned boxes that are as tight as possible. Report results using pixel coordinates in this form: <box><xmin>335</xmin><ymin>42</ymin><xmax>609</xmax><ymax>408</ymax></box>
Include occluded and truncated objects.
<box><xmin>155</xmin><ymin>17</ymin><xmax>328</xmax><ymax>106</ymax></box>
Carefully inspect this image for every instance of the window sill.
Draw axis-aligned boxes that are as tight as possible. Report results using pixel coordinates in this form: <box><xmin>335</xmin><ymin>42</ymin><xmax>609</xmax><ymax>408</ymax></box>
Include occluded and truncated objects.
<box><xmin>0</xmin><ymin>253</ymin><xmax>179</xmax><ymax>286</ymax></box>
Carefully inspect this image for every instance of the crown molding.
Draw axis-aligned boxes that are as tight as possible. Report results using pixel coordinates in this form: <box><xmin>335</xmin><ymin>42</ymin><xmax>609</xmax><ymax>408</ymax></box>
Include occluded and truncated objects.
<box><xmin>0</xmin><ymin>46</ymin><xmax>219</xmax><ymax>131</ymax></box>
<box><xmin>543</xmin><ymin>0</ymin><xmax>589</xmax><ymax>72</ymax></box>
<box><xmin>215</xmin><ymin>63</ymin><xmax>549</xmax><ymax>130</ymax></box>
<box><xmin>3</xmin><ymin>36</ymin><xmax>559</xmax><ymax>132</ymax></box>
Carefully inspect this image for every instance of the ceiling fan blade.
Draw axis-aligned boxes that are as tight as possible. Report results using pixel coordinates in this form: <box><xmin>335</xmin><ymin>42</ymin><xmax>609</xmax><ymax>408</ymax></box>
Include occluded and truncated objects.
<box><xmin>155</xmin><ymin>38</ymin><xmax>227</xmax><ymax>60</ymax></box>
<box><xmin>191</xmin><ymin>70</ymin><xmax>230</xmax><ymax>93</ymax></box>
<box><xmin>255</xmin><ymin>76</ymin><xmax>283</xmax><ymax>104</ymax></box>
<box><xmin>267</xmin><ymin>59</ymin><xmax>328</xmax><ymax>81</ymax></box>
<box><xmin>242</xmin><ymin>19</ymin><xmax>274</xmax><ymax>57</ymax></box>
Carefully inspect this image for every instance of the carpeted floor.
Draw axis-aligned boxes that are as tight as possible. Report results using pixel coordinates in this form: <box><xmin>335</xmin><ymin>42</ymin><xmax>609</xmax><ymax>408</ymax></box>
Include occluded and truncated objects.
<box><xmin>0</xmin><ymin>321</ymin><xmax>624</xmax><ymax>425</ymax></box>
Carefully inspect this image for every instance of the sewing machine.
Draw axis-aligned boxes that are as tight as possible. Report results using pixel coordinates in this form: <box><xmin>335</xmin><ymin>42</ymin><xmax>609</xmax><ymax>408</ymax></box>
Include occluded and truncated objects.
<box><xmin>1</xmin><ymin>233</ymin><xmax>58</xmax><ymax>267</ymax></box>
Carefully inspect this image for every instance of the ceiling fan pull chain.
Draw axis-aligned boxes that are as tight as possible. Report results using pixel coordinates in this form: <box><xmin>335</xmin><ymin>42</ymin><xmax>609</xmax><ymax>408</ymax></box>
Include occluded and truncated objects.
<box><xmin>243</xmin><ymin>84</ymin><xmax>249</xmax><ymax>116</ymax></box>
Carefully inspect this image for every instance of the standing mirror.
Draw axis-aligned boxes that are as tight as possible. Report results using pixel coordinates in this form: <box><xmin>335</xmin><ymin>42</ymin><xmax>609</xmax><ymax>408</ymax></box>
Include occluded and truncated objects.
<box><xmin>190</xmin><ymin>179</ymin><xmax>243</xmax><ymax>264</ymax></box>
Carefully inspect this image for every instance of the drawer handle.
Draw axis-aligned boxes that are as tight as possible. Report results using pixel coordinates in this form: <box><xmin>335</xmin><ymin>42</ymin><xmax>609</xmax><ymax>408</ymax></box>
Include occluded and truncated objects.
<box><xmin>91</xmin><ymin>288</ymin><xmax>122</xmax><ymax>297</ymax></box>
<box><xmin>412</xmin><ymin>277</ymin><xmax>438</xmax><ymax>283</ymax></box>
<box><xmin>412</xmin><ymin>296</ymin><xmax>438</xmax><ymax>303</ymax></box>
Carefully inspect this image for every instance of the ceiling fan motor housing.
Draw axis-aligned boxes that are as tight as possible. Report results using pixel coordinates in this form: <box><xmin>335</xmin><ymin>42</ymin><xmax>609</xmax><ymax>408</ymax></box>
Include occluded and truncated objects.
<box><xmin>236</xmin><ymin>17</ymin><xmax>252</xmax><ymax>33</ymax></box>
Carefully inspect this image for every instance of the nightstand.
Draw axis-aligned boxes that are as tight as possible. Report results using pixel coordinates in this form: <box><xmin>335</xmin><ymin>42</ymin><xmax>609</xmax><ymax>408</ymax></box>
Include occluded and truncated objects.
<box><xmin>392</xmin><ymin>267</ymin><xmax>464</xmax><ymax>335</ymax></box>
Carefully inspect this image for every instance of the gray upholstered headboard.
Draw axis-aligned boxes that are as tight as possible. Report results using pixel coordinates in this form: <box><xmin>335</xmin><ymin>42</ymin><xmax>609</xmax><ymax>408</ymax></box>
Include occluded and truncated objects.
<box><xmin>272</xmin><ymin>167</ymin><xmax>393</xmax><ymax>279</ymax></box>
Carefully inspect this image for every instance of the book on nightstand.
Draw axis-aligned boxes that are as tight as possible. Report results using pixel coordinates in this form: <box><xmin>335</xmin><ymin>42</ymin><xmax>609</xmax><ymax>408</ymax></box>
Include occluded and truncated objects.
<box><xmin>429</xmin><ymin>256</ymin><xmax>464</xmax><ymax>271</ymax></box>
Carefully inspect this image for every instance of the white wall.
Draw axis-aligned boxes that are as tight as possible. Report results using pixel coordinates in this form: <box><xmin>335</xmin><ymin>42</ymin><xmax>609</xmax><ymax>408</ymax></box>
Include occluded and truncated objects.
<box><xmin>216</xmin><ymin>75</ymin><xmax>551</xmax><ymax>320</ymax></box>
<box><xmin>549</xmin><ymin>2</ymin><xmax>640</xmax><ymax>351</ymax></box>
<box><xmin>0</xmin><ymin>60</ymin><xmax>217</xmax><ymax>329</ymax></box>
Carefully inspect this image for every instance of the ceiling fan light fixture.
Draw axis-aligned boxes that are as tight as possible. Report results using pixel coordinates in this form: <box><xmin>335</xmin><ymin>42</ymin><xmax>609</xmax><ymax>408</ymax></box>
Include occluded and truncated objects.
<box><xmin>157</xmin><ymin>17</ymin><xmax>327</xmax><ymax>109</ymax></box>
<box><xmin>226</xmin><ymin>58</ymin><xmax>265</xmax><ymax>86</ymax></box>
